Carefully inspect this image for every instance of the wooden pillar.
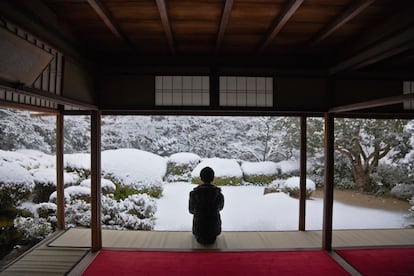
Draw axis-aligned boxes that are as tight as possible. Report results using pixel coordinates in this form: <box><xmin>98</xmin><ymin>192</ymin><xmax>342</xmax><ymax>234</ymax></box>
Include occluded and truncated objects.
<box><xmin>56</xmin><ymin>110</ymin><xmax>65</xmax><ymax>230</ymax></box>
<box><xmin>322</xmin><ymin>112</ymin><xmax>334</xmax><ymax>250</ymax></box>
<box><xmin>91</xmin><ymin>110</ymin><xmax>102</xmax><ymax>252</ymax></box>
<box><xmin>299</xmin><ymin>116</ymin><xmax>307</xmax><ymax>231</ymax></box>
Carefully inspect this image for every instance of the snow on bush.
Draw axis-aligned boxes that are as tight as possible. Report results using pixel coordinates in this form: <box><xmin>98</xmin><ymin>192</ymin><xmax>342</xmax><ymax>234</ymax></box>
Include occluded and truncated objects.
<box><xmin>281</xmin><ymin>176</ymin><xmax>316</xmax><ymax>199</ymax></box>
<box><xmin>65</xmin><ymin>199</ymin><xmax>91</xmax><ymax>228</ymax></box>
<box><xmin>102</xmin><ymin>194</ymin><xmax>157</xmax><ymax>230</ymax></box>
<box><xmin>0</xmin><ymin>160</ymin><xmax>34</xmax><ymax>206</ymax></box>
<box><xmin>241</xmin><ymin>161</ymin><xmax>279</xmax><ymax>184</ymax></box>
<box><xmin>169</xmin><ymin>152</ymin><xmax>201</xmax><ymax>165</ymax></box>
<box><xmin>275</xmin><ymin>160</ymin><xmax>299</xmax><ymax>177</ymax></box>
<box><xmin>36</xmin><ymin>202</ymin><xmax>57</xmax><ymax>219</ymax></box>
<box><xmin>14</xmin><ymin>216</ymin><xmax>53</xmax><ymax>242</ymax></box>
<box><xmin>64</xmin><ymin>153</ymin><xmax>91</xmax><ymax>179</ymax></box>
<box><xmin>0</xmin><ymin>149</ymin><xmax>54</xmax><ymax>170</ymax></box>
<box><xmin>49</xmin><ymin>186</ymin><xmax>91</xmax><ymax>203</ymax></box>
<box><xmin>30</xmin><ymin>168</ymin><xmax>81</xmax><ymax>203</ymax></box>
<box><xmin>166</xmin><ymin>152</ymin><xmax>201</xmax><ymax>182</ymax></box>
<box><xmin>191</xmin><ymin>158</ymin><xmax>243</xmax><ymax>185</ymax></box>
<box><xmin>80</xmin><ymin>178</ymin><xmax>116</xmax><ymax>194</ymax></box>
<box><xmin>391</xmin><ymin>184</ymin><xmax>414</xmax><ymax>200</ymax></box>
<box><xmin>102</xmin><ymin>149</ymin><xmax>166</xmax><ymax>197</ymax></box>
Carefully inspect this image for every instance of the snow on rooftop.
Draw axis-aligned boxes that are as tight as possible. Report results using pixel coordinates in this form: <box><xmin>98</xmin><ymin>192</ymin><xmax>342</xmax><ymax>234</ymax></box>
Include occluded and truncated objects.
<box><xmin>241</xmin><ymin>161</ymin><xmax>278</xmax><ymax>176</ymax></box>
<box><xmin>191</xmin><ymin>158</ymin><xmax>243</xmax><ymax>178</ymax></box>
<box><xmin>102</xmin><ymin>149</ymin><xmax>167</xmax><ymax>188</ymax></box>
<box><xmin>169</xmin><ymin>152</ymin><xmax>200</xmax><ymax>165</ymax></box>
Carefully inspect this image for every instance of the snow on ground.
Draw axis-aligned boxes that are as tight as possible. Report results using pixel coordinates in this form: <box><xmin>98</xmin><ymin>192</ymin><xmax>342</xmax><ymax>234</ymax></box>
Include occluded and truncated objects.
<box><xmin>154</xmin><ymin>182</ymin><xmax>408</xmax><ymax>231</ymax></box>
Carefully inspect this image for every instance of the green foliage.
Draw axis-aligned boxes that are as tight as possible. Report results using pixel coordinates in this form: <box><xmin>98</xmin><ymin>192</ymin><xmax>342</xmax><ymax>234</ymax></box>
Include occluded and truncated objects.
<box><xmin>112</xmin><ymin>183</ymin><xmax>162</xmax><ymax>200</ymax></box>
<box><xmin>0</xmin><ymin>184</ymin><xmax>32</xmax><ymax>208</ymax></box>
<box><xmin>0</xmin><ymin>226</ymin><xmax>21</xmax><ymax>260</ymax></box>
<box><xmin>192</xmin><ymin>176</ymin><xmax>242</xmax><ymax>186</ymax></box>
<box><xmin>64</xmin><ymin>167</ymin><xmax>90</xmax><ymax>180</ymax></box>
<box><xmin>243</xmin><ymin>174</ymin><xmax>276</xmax><ymax>185</ymax></box>
<box><xmin>284</xmin><ymin>187</ymin><xmax>313</xmax><ymax>199</ymax></box>
<box><xmin>32</xmin><ymin>182</ymin><xmax>56</xmax><ymax>203</ymax></box>
<box><xmin>113</xmin><ymin>183</ymin><xmax>139</xmax><ymax>201</ymax></box>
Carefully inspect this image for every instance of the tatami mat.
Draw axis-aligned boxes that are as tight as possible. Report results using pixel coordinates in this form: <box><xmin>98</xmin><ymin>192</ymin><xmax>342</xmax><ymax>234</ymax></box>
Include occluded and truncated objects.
<box><xmin>48</xmin><ymin>228</ymin><xmax>414</xmax><ymax>250</ymax></box>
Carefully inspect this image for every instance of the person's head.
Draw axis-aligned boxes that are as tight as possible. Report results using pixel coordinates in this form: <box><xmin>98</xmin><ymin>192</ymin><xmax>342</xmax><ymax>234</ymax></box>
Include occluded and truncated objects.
<box><xmin>200</xmin><ymin>167</ymin><xmax>214</xmax><ymax>184</ymax></box>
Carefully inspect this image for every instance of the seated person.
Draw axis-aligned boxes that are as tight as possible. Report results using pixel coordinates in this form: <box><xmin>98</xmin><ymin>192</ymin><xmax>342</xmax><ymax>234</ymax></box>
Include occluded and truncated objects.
<box><xmin>189</xmin><ymin>167</ymin><xmax>224</xmax><ymax>244</ymax></box>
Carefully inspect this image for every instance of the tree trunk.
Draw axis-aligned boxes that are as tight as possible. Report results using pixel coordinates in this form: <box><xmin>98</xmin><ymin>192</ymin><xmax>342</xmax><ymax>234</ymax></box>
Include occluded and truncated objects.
<box><xmin>352</xmin><ymin>164</ymin><xmax>372</xmax><ymax>192</ymax></box>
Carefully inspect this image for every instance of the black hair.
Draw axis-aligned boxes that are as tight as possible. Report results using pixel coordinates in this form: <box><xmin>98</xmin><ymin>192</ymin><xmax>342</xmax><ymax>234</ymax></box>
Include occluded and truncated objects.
<box><xmin>200</xmin><ymin>167</ymin><xmax>215</xmax><ymax>183</ymax></box>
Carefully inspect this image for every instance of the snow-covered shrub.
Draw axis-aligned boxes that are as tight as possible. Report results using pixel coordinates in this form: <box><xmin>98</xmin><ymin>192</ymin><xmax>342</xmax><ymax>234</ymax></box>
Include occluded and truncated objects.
<box><xmin>49</xmin><ymin>186</ymin><xmax>91</xmax><ymax>203</ymax></box>
<box><xmin>166</xmin><ymin>152</ymin><xmax>200</xmax><ymax>182</ymax></box>
<box><xmin>14</xmin><ymin>216</ymin><xmax>53</xmax><ymax>242</ymax></box>
<box><xmin>241</xmin><ymin>161</ymin><xmax>279</xmax><ymax>185</ymax></box>
<box><xmin>64</xmin><ymin>153</ymin><xmax>91</xmax><ymax>179</ymax></box>
<box><xmin>102</xmin><ymin>149</ymin><xmax>166</xmax><ymax>198</ymax></box>
<box><xmin>79</xmin><ymin>178</ymin><xmax>116</xmax><ymax>195</ymax></box>
<box><xmin>275</xmin><ymin>160</ymin><xmax>299</xmax><ymax>179</ymax></box>
<box><xmin>0</xmin><ymin>161</ymin><xmax>34</xmax><ymax>207</ymax></box>
<box><xmin>391</xmin><ymin>184</ymin><xmax>414</xmax><ymax>200</ymax></box>
<box><xmin>334</xmin><ymin>156</ymin><xmax>355</xmax><ymax>190</ymax></box>
<box><xmin>30</xmin><ymin>169</ymin><xmax>81</xmax><ymax>203</ymax></box>
<box><xmin>65</xmin><ymin>199</ymin><xmax>91</xmax><ymax>228</ymax></box>
<box><xmin>281</xmin><ymin>177</ymin><xmax>316</xmax><ymax>199</ymax></box>
<box><xmin>36</xmin><ymin>202</ymin><xmax>57</xmax><ymax>219</ymax></box>
<box><xmin>191</xmin><ymin>158</ymin><xmax>243</xmax><ymax>186</ymax></box>
<box><xmin>373</xmin><ymin>164</ymin><xmax>414</xmax><ymax>194</ymax></box>
<box><xmin>101</xmin><ymin>194</ymin><xmax>156</xmax><ymax>230</ymax></box>
<box><xmin>30</xmin><ymin>168</ymin><xmax>56</xmax><ymax>203</ymax></box>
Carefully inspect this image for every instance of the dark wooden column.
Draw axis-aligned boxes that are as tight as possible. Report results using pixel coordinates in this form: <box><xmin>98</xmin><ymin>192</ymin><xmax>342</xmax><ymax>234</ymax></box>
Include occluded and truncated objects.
<box><xmin>299</xmin><ymin>116</ymin><xmax>307</xmax><ymax>231</ymax></box>
<box><xmin>322</xmin><ymin>112</ymin><xmax>335</xmax><ymax>250</ymax></box>
<box><xmin>56</xmin><ymin>110</ymin><xmax>65</xmax><ymax>229</ymax></box>
<box><xmin>91</xmin><ymin>110</ymin><xmax>102</xmax><ymax>252</ymax></box>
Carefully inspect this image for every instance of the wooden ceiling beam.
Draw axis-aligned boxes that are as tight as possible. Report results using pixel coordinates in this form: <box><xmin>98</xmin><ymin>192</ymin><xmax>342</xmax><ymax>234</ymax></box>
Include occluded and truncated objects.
<box><xmin>329</xmin><ymin>93</ymin><xmax>414</xmax><ymax>113</ymax></box>
<box><xmin>87</xmin><ymin>0</ymin><xmax>135</xmax><ymax>50</ymax></box>
<box><xmin>155</xmin><ymin>0</ymin><xmax>176</xmax><ymax>56</ymax></box>
<box><xmin>215</xmin><ymin>0</ymin><xmax>234</xmax><ymax>55</ymax></box>
<box><xmin>310</xmin><ymin>0</ymin><xmax>376</xmax><ymax>47</ymax></box>
<box><xmin>330</xmin><ymin>25</ymin><xmax>414</xmax><ymax>74</ymax></box>
<box><xmin>257</xmin><ymin>0</ymin><xmax>304</xmax><ymax>54</ymax></box>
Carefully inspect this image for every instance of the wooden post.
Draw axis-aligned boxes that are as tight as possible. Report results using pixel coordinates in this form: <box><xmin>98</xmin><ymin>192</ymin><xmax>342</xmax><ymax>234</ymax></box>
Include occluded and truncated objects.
<box><xmin>322</xmin><ymin>112</ymin><xmax>334</xmax><ymax>250</ymax></box>
<box><xmin>91</xmin><ymin>110</ymin><xmax>102</xmax><ymax>252</ymax></box>
<box><xmin>299</xmin><ymin>116</ymin><xmax>307</xmax><ymax>231</ymax></box>
<box><xmin>56</xmin><ymin>110</ymin><xmax>65</xmax><ymax>229</ymax></box>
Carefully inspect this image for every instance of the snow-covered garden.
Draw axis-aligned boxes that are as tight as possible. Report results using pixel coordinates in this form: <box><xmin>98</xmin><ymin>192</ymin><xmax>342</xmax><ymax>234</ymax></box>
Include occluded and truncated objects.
<box><xmin>1</xmin><ymin>148</ymin><xmax>412</xmax><ymax>252</ymax></box>
<box><xmin>1</xmin><ymin>110</ymin><xmax>414</xmax><ymax>263</ymax></box>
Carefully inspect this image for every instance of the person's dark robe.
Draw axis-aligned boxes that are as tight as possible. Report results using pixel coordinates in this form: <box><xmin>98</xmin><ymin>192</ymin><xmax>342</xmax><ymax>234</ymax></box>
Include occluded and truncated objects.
<box><xmin>189</xmin><ymin>183</ymin><xmax>224</xmax><ymax>244</ymax></box>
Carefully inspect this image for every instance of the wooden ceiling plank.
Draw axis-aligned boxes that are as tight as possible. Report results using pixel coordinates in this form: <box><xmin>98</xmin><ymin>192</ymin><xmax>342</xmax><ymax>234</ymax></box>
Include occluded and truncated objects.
<box><xmin>215</xmin><ymin>0</ymin><xmax>234</xmax><ymax>54</ymax></box>
<box><xmin>87</xmin><ymin>0</ymin><xmax>135</xmax><ymax>50</ymax></box>
<box><xmin>310</xmin><ymin>0</ymin><xmax>376</xmax><ymax>46</ymax></box>
<box><xmin>155</xmin><ymin>0</ymin><xmax>176</xmax><ymax>56</ymax></box>
<box><xmin>258</xmin><ymin>0</ymin><xmax>304</xmax><ymax>54</ymax></box>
